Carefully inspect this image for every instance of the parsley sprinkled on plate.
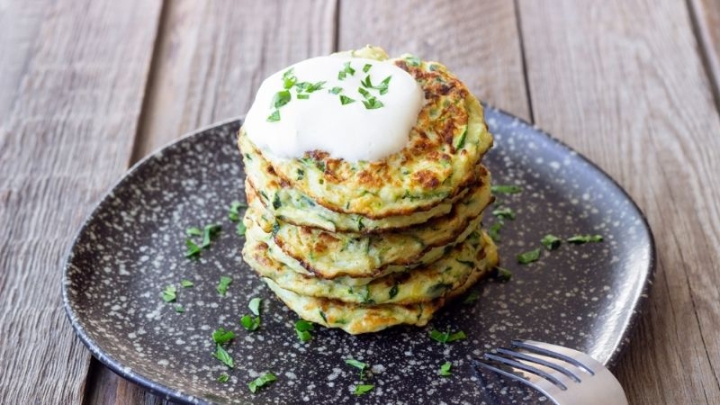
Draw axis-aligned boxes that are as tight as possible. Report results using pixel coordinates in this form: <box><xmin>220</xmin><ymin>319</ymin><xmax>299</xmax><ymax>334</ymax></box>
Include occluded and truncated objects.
<box><xmin>488</xmin><ymin>221</ymin><xmax>503</xmax><ymax>242</ymax></box>
<box><xmin>295</xmin><ymin>320</ymin><xmax>315</xmax><ymax>342</ymax></box>
<box><xmin>249</xmin><ymin>372</ymin><xmax>277</xmax><ymax>393</ymax></box>
<box><xmin>174</xmin><ymin>305</ymin><xmax>184</xmax><ymax>313</ymax></box>
<box><xmin>517</xmin><ymin>248</ymin><xmax>541</xmax><ymax>264</ymax></box>
<box><xmin>491</xmin><ymin>184</ymin><xmax>523</xmax><ymax>194</ymax></box>
<box><xmin>217</xmin><ymin>373</ymin><xmax>230</xmax><ymax>383</ymax></box>
<box><xmin>212</xmin><ymin>328</ymin><xmax>235</xmax><ymax>344</ymax></box>
<box><xmin>463</xmin><ymin>290</ymin><xmax>480</xmax><ymax>304</ymax></box>
<box><xmin>492</xmin><ymin>266</ymin><xmax>513</xmax><ymax>281</ymax></box>
<box><xmin>541</xmin><ymin>234</ymin><xmax>562</xmax><ymax>250</ymax></box>
<box><xmin>161</xmin><ymin>285</ymin><xmax>177</xmax><ymax>303</ymax></box>
<box><xmin>202</xmin><ymin>224</ymin><xmax>221</xmax><ymax>248</ymax></box>
<box><xmin>213</xmin><ymin>344</ymin><xmax>234</xmax><ymax>369</ymax></box>
<box><xmin>236</xmin><ymin>222</ymin><xmax>247</xmax><ymax>236</ymax></box>
<box><xmin>439</xmin><ymin>361</ymin><xmax>452</xmax><ymax>377</ymax></box>
<box><xmin>239</xmin><ymin>298</ymin><xmax>262</xmax><ymax>331</ymax></box>
<box><xmin>227</xmin><ymin>201</ymin><xmax>247</xmax><ymax>222</ymax></box>
<box><xmin>354</xmin><ymin>384</ymin><xmax>374</xmax><ymax>396</ymax></box>
<box><xmin>567</xmin><ymin>234</ymin><xmax>604</xmax><ymax>244</ymax></box>
<box><xmin>216</xmin><ymin>276</ymin><xmax>232</xmax><ymax>296</ymax></box>
<box><xmin>249</xmin><ymin>297</ymin><xmax>262</xmax><ymax>316</ymax></box>
<box><xmin>429</xmin><ymin>328</ymin><xmax>466</xmax><ymax>344</ymax></box>
<box><xmin>345</xmin><ymin>358</ymin><xmax>369</xmax><ymax>380</ymax></box>
<box><xmin>240</xmin><ymin>315</ymin><xmax>260</xmax><ymax>331</ymax></box>
<box><xmin>492</xmin><ymin>207</ymin><xmax>515</xmax><ymax>220</ymax></box>
<box><xmin>185</xmin><ymin>226</ymin><xmax>203</xmax><ymax>237</ymax></box>
<box><xmin>185</xmin><ymin>239</ymin><xmax>202</xmax><ymax>258</ymax></box>
<box><xmin>180</xmin><ymin>279</ymin><xmax>194</xmax><ymax>288</ymax></box>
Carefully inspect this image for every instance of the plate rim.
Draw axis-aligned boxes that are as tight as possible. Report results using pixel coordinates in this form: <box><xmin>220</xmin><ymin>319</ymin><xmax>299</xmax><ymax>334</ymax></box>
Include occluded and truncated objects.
<box><xmin>61</xmin><ymin>107</ymin><xmax>656</xmax><ymax>404</ymax></box>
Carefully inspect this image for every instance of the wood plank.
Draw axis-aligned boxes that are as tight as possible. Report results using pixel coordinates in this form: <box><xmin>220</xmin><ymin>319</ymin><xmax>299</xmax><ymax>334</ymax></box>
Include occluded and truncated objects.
<box><xmin>338</xmin><ymin>0</ymin><xmax>530</xmax><ymax>121</ymax></box>
<box><xmin>688</xmin><ymin>0</ymin><xmax>720</xmax><ymax>109</ymax></box>
<box><xmin>517</xmin><ymin>0</ymin><xmax>720</xmax><ymax>404</ymax></box>
<box><xmin>86</xmin><ymin>1</ymin><xmax>338</xmax><ymax>403</ymax></box>
<box><xmin>0</xmin><ymin>0</ymin><xmax>164</xmax><ymax>404</ymax></box>
<box><xmin>132</xmin><ymin>0</ymin><xmax>338</xmax><ymax>160</ymax></box>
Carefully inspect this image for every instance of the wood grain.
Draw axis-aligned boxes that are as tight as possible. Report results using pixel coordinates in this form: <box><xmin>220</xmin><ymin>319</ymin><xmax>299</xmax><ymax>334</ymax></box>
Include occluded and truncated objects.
<box><xmin>517</xmin><ymin>0</ymin><xmax>720</xmax><ymax>403</ymax></box>
<box><xmin>84</xmin><ymin>1</ymin><xmax>339</xmax><ymax>403</ymax></box>
<box><xmin>338</xmin><ymin>0</ymin><xmax>531</xmax><ymax>121</ymax></box>
<box><xmin>0</xmin><ymin>0</ymin><xmax>163</xmax><ymax>404</ymax></box>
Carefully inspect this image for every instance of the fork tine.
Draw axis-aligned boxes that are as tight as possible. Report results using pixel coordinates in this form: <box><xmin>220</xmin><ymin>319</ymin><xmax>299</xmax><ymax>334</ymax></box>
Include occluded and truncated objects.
<box><xmin>512</xmin><ymin>340</ymin><xmax>595</xmax><ymax>375</ymax></box>
<box><xmin>471</xmin><ymin>358</ymin><xmax>533</xmax><ymax>387</ymax></box>
<box><xmin>483</xmin><ymin>353</ymin><xmax>568</xmax><ymax>390</ymax></box>
<box><xmin>496</xmin><ymin>348</ymin><xmax>582</xmax><ymax>383</ymax></box>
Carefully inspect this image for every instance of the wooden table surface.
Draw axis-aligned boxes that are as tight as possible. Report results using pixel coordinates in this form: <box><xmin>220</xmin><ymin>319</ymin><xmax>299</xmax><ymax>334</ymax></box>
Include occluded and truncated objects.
<box><xmin>2</xmin><ymin>0</ymin><xmax>719</xmax><ymax>404</ymax></box>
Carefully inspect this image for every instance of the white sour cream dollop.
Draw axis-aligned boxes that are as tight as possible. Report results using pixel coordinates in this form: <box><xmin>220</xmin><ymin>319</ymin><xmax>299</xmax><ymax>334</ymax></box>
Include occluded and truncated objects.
<box><xmin>244</xmin><ymin>56</ymin><xmax>424</xmax><ymax>162</ymax></box>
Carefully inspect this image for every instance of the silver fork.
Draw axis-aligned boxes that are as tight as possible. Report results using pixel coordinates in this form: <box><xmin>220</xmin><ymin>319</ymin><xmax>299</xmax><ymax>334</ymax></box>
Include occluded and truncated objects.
<box><xmin>473</xmin><ymin>340</ymin><xmax>629</xmax><ymax>405</ymax></box>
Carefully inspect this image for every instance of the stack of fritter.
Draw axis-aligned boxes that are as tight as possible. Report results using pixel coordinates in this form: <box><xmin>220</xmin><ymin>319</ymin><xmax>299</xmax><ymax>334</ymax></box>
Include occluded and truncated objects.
<box><xmin>240</xmin><ymin>50</ymin><xmax>497</xmax><ymax>334</ymax></box>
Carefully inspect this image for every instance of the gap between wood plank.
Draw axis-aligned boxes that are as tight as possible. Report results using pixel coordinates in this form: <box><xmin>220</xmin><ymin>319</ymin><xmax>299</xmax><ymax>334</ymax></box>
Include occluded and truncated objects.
<box><xmin>512</xmin><ymin>0</ymin><xmax>534</xmax><ymax>124</ymax></box>
<box><xmin>129</xmin><ymin>0</ymin><xmax>173</xmax><ymax>167</ymax></box>
<box><xmin>686</xmin><ymin>0</ymin><xmax>720</xmax><ymax>117</ymax></box>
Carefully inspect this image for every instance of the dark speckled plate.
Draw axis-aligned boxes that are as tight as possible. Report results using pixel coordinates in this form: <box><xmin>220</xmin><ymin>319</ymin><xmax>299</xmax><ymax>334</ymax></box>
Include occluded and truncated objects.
<box><xmin>62</xmin><ymin>108</ymin><xmax>655</xmax><ymax>405</ymax></box>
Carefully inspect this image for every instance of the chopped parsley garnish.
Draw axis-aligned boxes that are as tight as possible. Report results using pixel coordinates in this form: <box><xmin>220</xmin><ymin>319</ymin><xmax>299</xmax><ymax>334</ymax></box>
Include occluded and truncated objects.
<box><xmin>248</xmin><ymin>372</ymin><xmax>277</xmax><ymax>393</ymax></box>
<box><xmin>272</xmin><ymin>90</ymin><xmax>292</xmax><ymax>109</ymax></box>
<box><xmin>236</xmin><ymin>222</ymin><xmax>247</xmax><ymax>236</ymax></box>
<box><xmin>296</xmin><ymin>81</ymin><xmax>326</xmax><ymax>93</ymax></box>
<box><xmin>297</xmin><ymin>93</ymin><xmax>309</xmax><ymax>100</ymax></box>
<box><xmin>567</xmin><ymin>234</ymin><xmax>604</xmax><ymax>244</ymax></box>
<box><xmin>267</xmin><ymin>110</ymin><xmax>281</xmax><ymax>122</ymax></box>
<box><xmin>217</xmin><ymin>373</ymin><xmax>230</xmax><ymax>383</ymax></box>
<box><xmin>295</xmin><ymin>320</ymin><xmax>315</xmax><ymax>342</ymax></box>
<box><xmin>517</xmin><ymin>248</ymin><xmax>541</xmax><ymax>264</ymax></box>
<box><xmin>363</xmin><ymin>97</ymin><xmax>384</xmax><ymax>110</ymax></box>
<box><xmin>463</xmin><ymin>290</ymin><xmax>480</xmax><ymax>304</ymax></box>
<box><xmin>340</xmin><ymin>95</ymin><xmax>355</xmax><ymax>105</ymax></box>
<box><xmin>363</xmin><ymin>63</ymin><xmax>372</xmax><ymax>73</ymax></box>
<box><xmin>161</xmin><ymin>285</ymin><xmax>177</xmax><ymax>303</ymax></box>
<box><xmin>492</xmin><ymin>266</ymin><xmax>513</xmax><ymax>281</ymax></box>
<box><xmin>249</xmin><ymin>297</ymin><xmax>262</xmax><ymax>316</ymax></box>
<box><xmin>491</xmin><ymin>184</ymin><xmax>523</xmax><ymax>194</ymax></box>
<box><xmin>212</xmin><ymin>328</ymin><xmax>235</xmax><ymax>344</ymax></box>
<box><xmin>429</xmin><ymin>328</ymin><xmax>466</xmax><ymax>344</ymax></box>
<box><xmin>282</xmin><ymin>68</ymin><xmax>296</xmax><ymax>89</ymax></box>
<box><xmin>329</xmin><ymin>86</ymin><xmax>343</xmax><ymax>95</ymax></box>
<box><xmin>488</xmin><ymin>221</ymin><xmax>503</xmax><ymax>242</ymax></box>
<box><xmin>186</xmin><ymin>227</ymin><xmax>203</xmax><ymax>236</ymax></box>
<box><xmin>358</xmin><ymin>87</ymin><xmax>372</xmax><ymax>99</ymax></box>
<box><xmin>439</xmin><ymin>361</ymin><xmax>452</xmax><ymax>377</ymax></box>
<box><xmin>354</xmin><ymin>384</ymin><xmax>374</xmax><ymax>396</ymax></box>
<box><xmin>181</xmin><ymin>279</ymin><xmax>194</xmax><ymax>288</ymax></box>
<box><xmin>202</xmin><ymin>224</ymin><xmax>222</xmax><ymax>248</ymax></box>
<box><xmin>345</xmin><ymin>358</ymin><xmax>369</xmax><ymax>380</ymax></box>
<box><xmin>360</xmin><ymin>75</ymin><xmax>391</xmax><ymax>95</ymax></box>
<box><xmin>174</xmin><ymin>305</ymin><xmax>184</xmax><ymax>313</ymax></box>
<box><xmin>217</xmin><ymin>276</ymin><xmax>232</xmax><ymax>296</ymax></box>
<box><xmin>338</xmin><ymin>62</ymin><xmax>356</xmax><ymax>80</ymax></box>
<box><xmin>227</xmin><ymin>201</ymin><xmax>247</xmax><ymax>222</ymax></box>
<box><xmin>541</xmin><ymin>234</ymin><xmax>562</xmax><ymax>250</ymax></box>
<box><xmin>213</xmin><ymin>344</ymin><xmax>234</xmax><ymax>369</ymax></box>
<box><xmin>185</xmin><ymin>239</ymin><xmax>202</xmax><ymax>258</ymax></box>
<box><xmin>492</xmin><ymin>207</ymin><xmax>515</xmax><ymax>220</ymax></box>
<box><xmin>240</xmin><ymin>314</ymin><xmax>261</xmax><ymax>331</ymax></box>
